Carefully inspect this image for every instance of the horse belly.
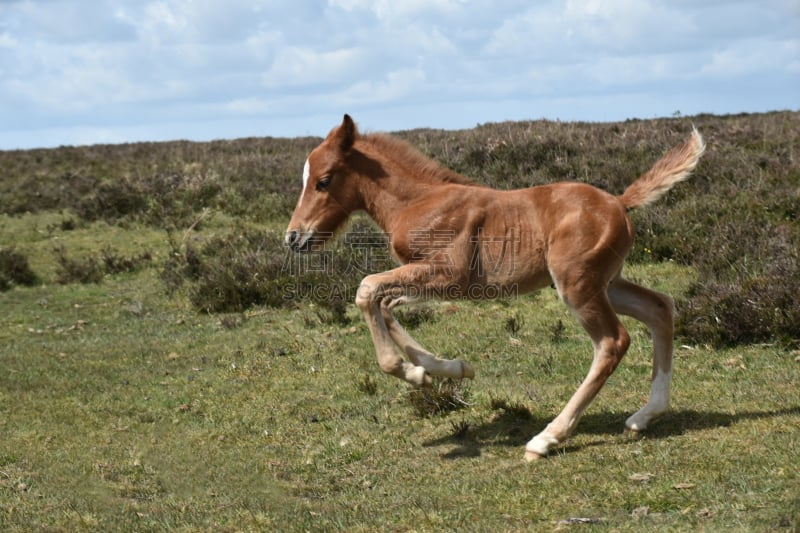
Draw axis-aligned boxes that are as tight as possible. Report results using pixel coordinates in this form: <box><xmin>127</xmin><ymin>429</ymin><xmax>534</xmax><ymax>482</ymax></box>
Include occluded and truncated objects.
<box><xmin>469</xmin><ymin>229</ymin><xmax>551</xmax><ymax>297</ymax></box>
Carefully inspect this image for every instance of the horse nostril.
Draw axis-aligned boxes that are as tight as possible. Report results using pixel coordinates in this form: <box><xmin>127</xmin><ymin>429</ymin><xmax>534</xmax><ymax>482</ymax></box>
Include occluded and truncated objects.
<box><xmin>286</xmin><ymin>230</ymin><xmax>299</xmax><ymax>248</ymax></box>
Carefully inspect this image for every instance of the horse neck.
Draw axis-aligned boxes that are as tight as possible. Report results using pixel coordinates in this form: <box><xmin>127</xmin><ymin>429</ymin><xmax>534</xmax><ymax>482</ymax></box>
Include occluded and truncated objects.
<box><xmin>351</xmin><ymin>137</ymin><xmax>468</xmax><ymax>234</ymax></box>
<box><xmin>351</xmin><ymin>149</ymin><xmax>436</xmax><ymax>233</ymax></box>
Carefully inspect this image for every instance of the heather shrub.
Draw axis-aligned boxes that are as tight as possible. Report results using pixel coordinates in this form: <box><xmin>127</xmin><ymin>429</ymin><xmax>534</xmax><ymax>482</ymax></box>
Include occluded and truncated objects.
<box><xmin>54</xmin><ymin>246</ymin><xmax>154</xmax><ymax>284</ymax></box>
<box><xmin>75</xmin><ymin>179</ymin><xmax>149</xmax><ymax>222</ymax></box>
<box><xmin>184</xmin><ymin>229</ymin><xmax>290</xmax><ymax>312</ymax></box>
<box><xmin>677</xmin><ymin>229</ymin><xmax>800</xmax><ymax>347</ymax></box>
<box><xmin>101</xmin><ymin>247</ymin><xmax>154</xmax><ymax>274</ymax></box>
<box><xmin>406</xmin><ymin>379</ymin><xmax>471</xmax><ymax>417</ymax></box>
<box><xmin>54</xmin><ymin>246</ymin><xmax>104</xmax><ymax>284</ymax></box>
<box><xmin>2</xmin><ymin>112</ymin><xmax>798</xmax><ymax>345</ymax></box>
<box><xmin>162</xmin><ymin>217</ymin><xmax>396</xmax><ymax>313</ymax></box>
<box><xmin>0</xmin><ymin>137</ymin><xmax>317</xmax><ymax>224</ymax></box>
<box><xmin>1</xmin><ymin>172</ymin><xmax>100</xmax><ymax>215</ymax></box>
<box><xmin>0</xmin><ymin>248</ymin><xmax>38</xmax><ymax>290</ymax></box>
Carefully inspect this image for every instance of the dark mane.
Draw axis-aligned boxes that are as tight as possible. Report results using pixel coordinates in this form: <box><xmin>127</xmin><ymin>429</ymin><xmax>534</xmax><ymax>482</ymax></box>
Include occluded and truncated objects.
<box><xmin>360</xmin><ymin>132</ymin><xmax>477</xmax><ymax>186</ymax></box>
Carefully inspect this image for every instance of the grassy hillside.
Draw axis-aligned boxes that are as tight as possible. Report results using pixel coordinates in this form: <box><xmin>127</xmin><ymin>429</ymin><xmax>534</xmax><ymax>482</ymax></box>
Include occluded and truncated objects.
<box><xmin>2</xmin><ymin>111</ymin><xmax>798</xmax><ymax>345</ymax></box>
<box><xmin>0</xmin><ymin>112</ymin><xmax>798</xmax><ymax>531</ymax></box>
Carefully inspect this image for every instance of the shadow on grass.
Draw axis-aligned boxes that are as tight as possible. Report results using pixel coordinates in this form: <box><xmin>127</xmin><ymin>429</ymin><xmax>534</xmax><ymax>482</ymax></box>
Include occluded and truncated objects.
<box><xmin>422</xmin><ymin>405</ymin><xmax>800</xmax><ymax>459</ymax></box>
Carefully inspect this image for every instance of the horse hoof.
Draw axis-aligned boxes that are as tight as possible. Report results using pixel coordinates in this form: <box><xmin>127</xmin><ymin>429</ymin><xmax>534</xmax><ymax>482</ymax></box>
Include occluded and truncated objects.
<box><xmin>460</xmin><ymin>360</ymin><xmax>476</xmax><ymax>379</ymax></box>
<box><xmin>407</xmin><ymin>365</ymin><xmax>432</xmax><ymax>387</ymax></box>
<box><xmin>624</xmin><ymin>416</ymin><xmax>647</xmax><ymax>433</ymax></box>
<box><xmin>524</xmin><ymin>450</ymin><xmax>545</xmax><ymax>462</ymax></box>
<box><xmin>623</xmin><ymin>426</ymin><xmax>643</xmax><ymax>437</ymax></box>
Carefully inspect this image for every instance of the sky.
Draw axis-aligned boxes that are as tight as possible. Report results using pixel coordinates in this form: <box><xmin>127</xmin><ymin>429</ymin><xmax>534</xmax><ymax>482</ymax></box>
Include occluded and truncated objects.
<box><xmin>0</xmin><ymin>0</ymin><xmax>798</xmax><ymax>150</ymax></box>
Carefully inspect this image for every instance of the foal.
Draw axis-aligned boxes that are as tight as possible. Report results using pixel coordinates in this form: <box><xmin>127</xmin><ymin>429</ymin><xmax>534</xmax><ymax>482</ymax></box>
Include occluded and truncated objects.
<box><xmin>286</xmin><ymin>115</ymin><xmax>705</xmax><ymax>460</ymax></box>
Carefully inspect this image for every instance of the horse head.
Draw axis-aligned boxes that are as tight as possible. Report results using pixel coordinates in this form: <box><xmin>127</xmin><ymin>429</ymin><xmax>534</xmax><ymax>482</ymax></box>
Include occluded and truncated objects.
<box><xmin>285</xmin><ymin>114</ymin><xmax>362</xmax><ymax>252</ymax></box>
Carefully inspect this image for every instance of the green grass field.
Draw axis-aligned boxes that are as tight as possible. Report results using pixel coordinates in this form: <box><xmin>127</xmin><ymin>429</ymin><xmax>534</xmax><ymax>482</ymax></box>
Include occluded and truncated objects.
<box><xmin>1</xmin><ymin>112</ymin><xmax>798</xmax><ymax>531</ymax></box>
<box><xmin>1</xmin><ymin>215</ymin><xmax>798</xmax><ymax>532</ymax></box>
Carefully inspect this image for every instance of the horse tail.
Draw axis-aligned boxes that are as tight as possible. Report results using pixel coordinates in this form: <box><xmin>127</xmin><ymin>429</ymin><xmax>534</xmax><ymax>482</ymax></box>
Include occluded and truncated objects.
<box><xmin>620</xmin><ymin>127</ymin><xmax>705</xmax><ymax>210</ymax></box>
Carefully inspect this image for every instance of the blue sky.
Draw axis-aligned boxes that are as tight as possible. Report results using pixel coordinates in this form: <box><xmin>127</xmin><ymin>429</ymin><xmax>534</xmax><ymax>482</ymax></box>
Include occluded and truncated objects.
<box><xmin>1</xmin><ymin>0</ymin><xmax>798</xmax><ymax>150</ymax></box>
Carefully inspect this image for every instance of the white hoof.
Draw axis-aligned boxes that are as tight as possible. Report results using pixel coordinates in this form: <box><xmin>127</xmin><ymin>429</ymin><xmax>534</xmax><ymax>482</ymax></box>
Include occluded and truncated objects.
<box><xmin>625</xmin><ymin>405</ymin><xmax>668</xmax><ymax>432</ymax></box>
<box><xmin>525</xmin><ymin>432</ymin><xmax>559</xmax><ymax>459</ymax></box>
<box><xmin>524</xmin><ymin>449</ymin><xmax>545</xmax><ymax>462</ymax></box>
<box><xmin>407</xmin><ymin>365</ymin><xmax>432</xmax><ymax>387</ymax></box>
<box><xmin>625</xmin><ymin>414</ymin><xmax>648</xmax><ymax>432</ymax></box>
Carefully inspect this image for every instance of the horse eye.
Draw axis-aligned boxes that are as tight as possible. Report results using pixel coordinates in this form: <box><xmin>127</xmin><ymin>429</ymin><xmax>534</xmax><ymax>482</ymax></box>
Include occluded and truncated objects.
<box><xmin>316</xmin><ymin>175</ymin><xmax>332</xmax><ymax>192</ymax></box>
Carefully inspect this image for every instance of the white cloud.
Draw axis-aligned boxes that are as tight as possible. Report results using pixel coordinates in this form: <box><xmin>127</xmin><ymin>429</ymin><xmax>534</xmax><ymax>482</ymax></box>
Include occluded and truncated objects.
<box><xmin>8</xmin><ymin>1</ymin><xmax>136</xmax><ymax>43</ymax></box>
<box><xmin>701</xmin><ymin>38</ymin><xmax>800</xmax><ymax>77</ymax></box>
<box><xmin>0</xmin><ymin>0</ymin><xmax>796</xmax><ymax>149</ymax></box>
<box><xmin>486</xmin><ymin>0</ymin><xmax>698</xmax><ymax>62</ymax></box>
<box><xmin>484</xmin><ymin>3</ymin><xmax>566</xmax><ymax>61</ymax></box>
<box><xmin>137</xmin><ymin>1</ymin><xmax>189</xmax><ymax>46</ymax></box>
<box><xmin>329</xmin><ymin>0</ymin><xmax>466</xmax><ymax>20</ymax></box>
<box><xmin>117</xmin><ymin>0</ymin><xmax>271</xmax><ymax>46</ymax></box>
<box><xmin>224</xmin><ymin>97</ymin><xmax>275</xmax><ymax>115</ymax></box>
<box><xmin>0</xmin><ymin>32</ymin><xmax>16</xmax><ymax>48</ymax></box>
<box><xmin>245</xmin><ymin>28</ymin><xmax>282</xmax><ymax>59</ymax></box>
<box><xmin>338</xmin><ymin>68</ymin><xmax>427</xmax><ymax>106</ymax></box>
<box><xmin>563</xmin><ymin>0</ymin><xmax>696</xmax><ymax>52</ymax></box>
<box><xmin>262</xmin><ymin>47</ymin><xmax>368</xmax><ymax>88</ymax></box>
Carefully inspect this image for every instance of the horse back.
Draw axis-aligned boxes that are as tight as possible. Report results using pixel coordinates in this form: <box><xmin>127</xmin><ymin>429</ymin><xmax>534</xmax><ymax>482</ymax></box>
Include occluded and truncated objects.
<box><xmin>387</xmin><ymin>182</ymin><xmax>632</xmax><ymax>294</ymax></box>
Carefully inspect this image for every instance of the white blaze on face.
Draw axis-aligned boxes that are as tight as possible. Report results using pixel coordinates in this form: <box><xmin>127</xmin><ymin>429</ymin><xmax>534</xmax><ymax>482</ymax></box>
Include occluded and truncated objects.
<box><xmin>298</xmin><ymin>158</ymin><xmax>310</xmax><ymax>208</ymax></box>
<box><xmin>302</xmin><ymin>158</ymin><xmax>310</xmax><ymax>191</ymax></box>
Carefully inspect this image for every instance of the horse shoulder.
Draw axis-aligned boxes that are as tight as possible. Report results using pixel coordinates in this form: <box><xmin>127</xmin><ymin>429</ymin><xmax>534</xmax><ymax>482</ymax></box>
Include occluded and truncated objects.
<box><xmin>386</xmin><ymin>185</ymin><xmax>488</xmax><ymax>262</ymax></box>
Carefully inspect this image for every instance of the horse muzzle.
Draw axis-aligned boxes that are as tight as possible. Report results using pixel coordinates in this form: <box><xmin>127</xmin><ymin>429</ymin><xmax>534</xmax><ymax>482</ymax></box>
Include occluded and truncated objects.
<box><xmin>285</xmin><ymin>228</ymin><xmax>314</xmax><ymax>252</ymax></box>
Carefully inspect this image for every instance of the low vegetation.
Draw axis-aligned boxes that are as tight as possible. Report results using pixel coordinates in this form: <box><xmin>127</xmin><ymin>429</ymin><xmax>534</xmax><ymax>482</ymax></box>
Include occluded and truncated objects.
<box><xmin>0</xmin><ymin>111</ymin><xmax>798</xmax><ymax>531</ymax></box>
<box><xmin>2</xmin><ymin>111</ymin><xmax>797</xmax><ymax>346</ymax></box>
<box><xmin>0</xmin><ymin>248</ymin><xmax>38</xmax><ymax>290</ymax></box>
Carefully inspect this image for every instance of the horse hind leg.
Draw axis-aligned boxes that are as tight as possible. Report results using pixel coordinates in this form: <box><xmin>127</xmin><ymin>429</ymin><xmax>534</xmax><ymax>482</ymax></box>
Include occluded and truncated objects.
<box><xmin>380</xmin><ymin>301</ymin><xmax>475</xmax><ymax>380</ymax></box>
<box><xmin>525</xmin><ymin>292</ymin><xmax>631</xmax><ymax>460</ymax></box>
<box><xmin>608</xmin><ymin>277</ymin><xmax>674</xmax><ymax>431</ymax></box>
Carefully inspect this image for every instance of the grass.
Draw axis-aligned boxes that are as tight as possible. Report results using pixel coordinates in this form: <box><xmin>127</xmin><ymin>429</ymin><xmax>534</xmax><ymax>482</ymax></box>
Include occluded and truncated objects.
<box><xmin>1</xmin><ymin>218</ymin><xmax>798</xmax><ymax>531</ymax></box>
<box><xmin>1</xmin><ymin>111</ymin><xmax>798</xmax><ymax>530</ymax></box>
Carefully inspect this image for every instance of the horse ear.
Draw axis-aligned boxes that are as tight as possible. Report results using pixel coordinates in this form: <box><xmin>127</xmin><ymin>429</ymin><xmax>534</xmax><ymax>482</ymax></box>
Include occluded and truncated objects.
<box><xmin>337</xmin><ymin>114</ymin><xmax>357</xmax><ymax>153</ymax></box>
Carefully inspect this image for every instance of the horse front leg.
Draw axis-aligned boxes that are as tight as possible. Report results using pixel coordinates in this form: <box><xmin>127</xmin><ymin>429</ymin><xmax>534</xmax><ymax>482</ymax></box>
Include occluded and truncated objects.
<box><xmin>355</xmin><ymin>266</ymin><xmax>475</xmax><ymax>386</ymax></box>
<box><xmin>355</xmin><ymin>288</ymin><xmax>430</xmax><ymax>387</ymax></box>
<box><xmin>380</xmin><ymin>302</ymin><xmax>475</xmax><ymax>380</ymax></box>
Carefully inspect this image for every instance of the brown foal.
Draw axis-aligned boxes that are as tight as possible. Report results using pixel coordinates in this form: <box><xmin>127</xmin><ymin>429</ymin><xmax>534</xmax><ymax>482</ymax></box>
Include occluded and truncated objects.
<box><xmin>286</xmin><ymin>115</ymin><xmax>705</xmax><ymax>460</ymax></box>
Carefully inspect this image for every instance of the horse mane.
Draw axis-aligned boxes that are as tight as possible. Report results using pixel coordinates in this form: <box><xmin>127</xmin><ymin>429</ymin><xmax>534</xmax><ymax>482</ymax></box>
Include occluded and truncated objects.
<box><xmin>359</xmin><ymin>132</ymin><xmax>477</xmax><ymax>186</ymax></box>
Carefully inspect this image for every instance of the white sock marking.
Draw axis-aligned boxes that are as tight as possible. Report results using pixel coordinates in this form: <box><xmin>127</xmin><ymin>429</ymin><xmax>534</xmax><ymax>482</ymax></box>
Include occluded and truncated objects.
<box><xmin>526</xmin><ymin>432</ymin><xmax>559</xmax><ymax>457</ymax></box>
<box><xmin>626</xmin><ymin>369</ymin><xmax>672</xmax><ymax>431</ymax></box>
<box><xmin>650</xmin><ymin>369</ymin><xmax>672</xmax><ymax>410</ymax></box>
